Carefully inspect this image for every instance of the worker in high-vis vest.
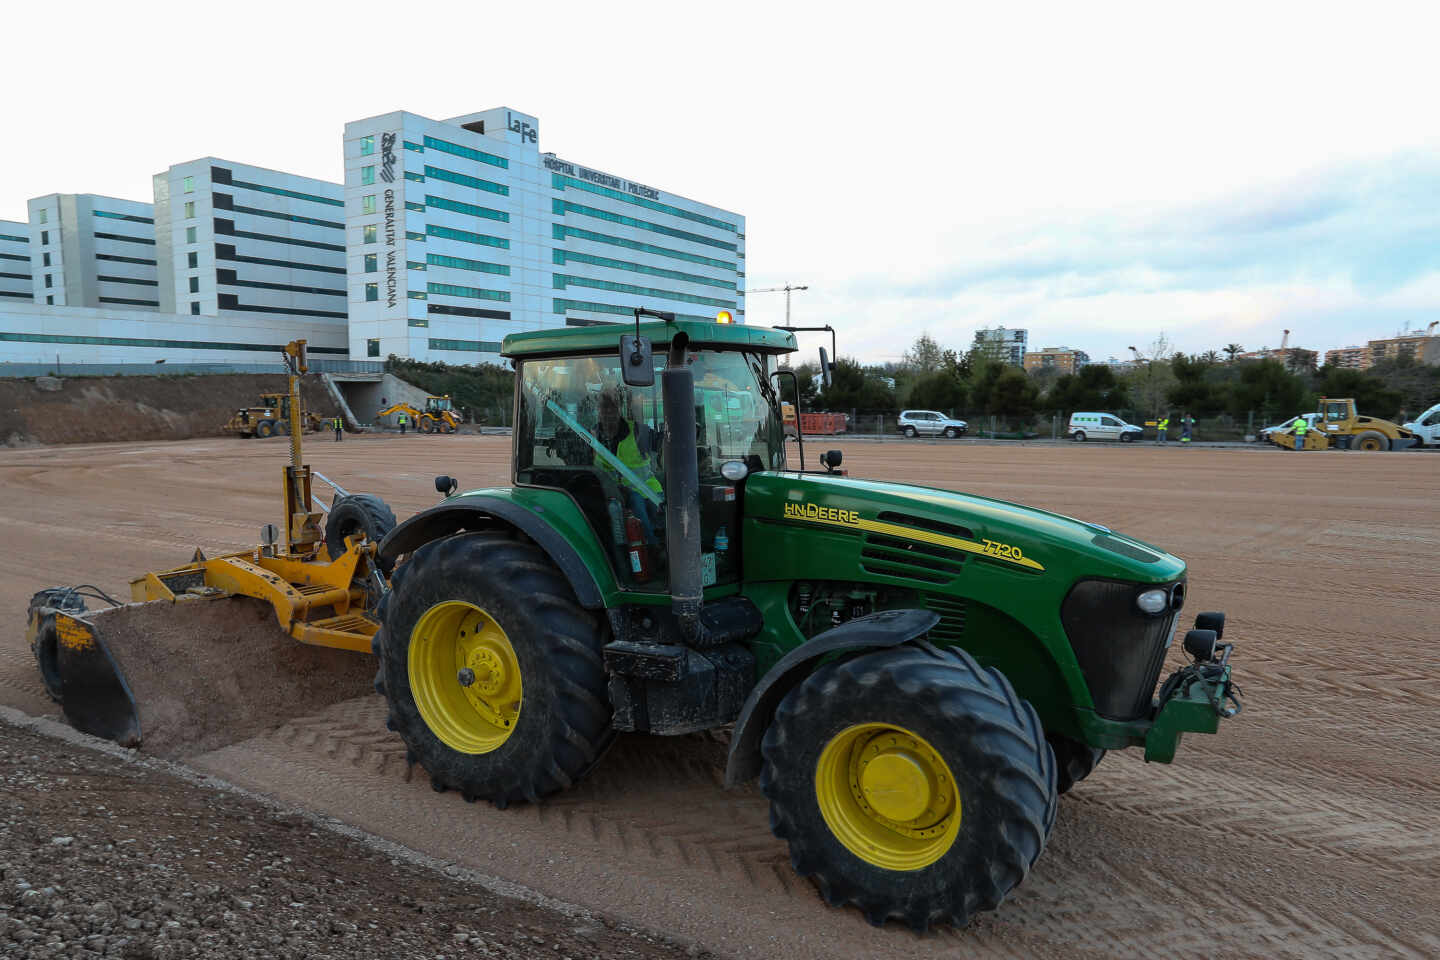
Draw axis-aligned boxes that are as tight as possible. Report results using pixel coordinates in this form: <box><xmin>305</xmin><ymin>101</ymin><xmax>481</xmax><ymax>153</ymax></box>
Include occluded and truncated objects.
<box><xmin>1180</xmin><ymin>414</ymin><xmax>1194</xmax><ymax>444</ymax></box>
<box><xmin>1156</xmin><ymin>415</ymin><xmax>1170</xmax><ymax>444</ymax></box>
<box><xmin>595</xmin><ymin>391</ymin><xmax>663</xmax><ymax>541</ymax></box>
<box><xmin>1292</xmin><ymin>414</ymin><xmax>1309</xmax><ymax>451</ymax></box>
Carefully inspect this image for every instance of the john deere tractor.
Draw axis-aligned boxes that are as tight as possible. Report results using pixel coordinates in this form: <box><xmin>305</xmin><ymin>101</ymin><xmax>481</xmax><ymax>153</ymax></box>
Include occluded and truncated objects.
<box><xmin>371</xmin><ymin>311</ymin><xmax>1244</xmax><ymax>930</ymax></box>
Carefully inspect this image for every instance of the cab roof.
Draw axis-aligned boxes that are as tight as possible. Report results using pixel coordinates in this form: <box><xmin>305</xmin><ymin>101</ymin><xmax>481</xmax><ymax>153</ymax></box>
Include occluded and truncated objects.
<box><xmin>502</xmin><ymin>319</ymin><xmax>796</xmax><ymax>359</ymax></box>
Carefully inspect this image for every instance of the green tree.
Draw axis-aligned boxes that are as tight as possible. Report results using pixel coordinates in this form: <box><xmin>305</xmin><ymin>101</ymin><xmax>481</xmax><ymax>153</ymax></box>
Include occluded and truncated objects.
<box><xmin>778</xmin><ymin>362</ymin><xmax>819</xmax><ymax>408</ymax></box>
<box><xmin>384</xmin><ymin>356</ymin><xmax>514</xmax><ymax>424</ymax></box>
<box><xmin>1167</xmin><ymin>353</ymin><xmax>1222</xmax><ymax>416</ymax></box>
<box><xmin>816</xmin><ymin>356</ymin><xmax>897</xmax><ymax>411</ymax></box>
<box><xmin>1047</xmin><ymin>364</ymin><xmax>1130</xmax><ymax>414</ymax></box>
<box><xmin>1224</xmin><ymin>343</ymin><xmax>1244</xmax><ymax>363</ymax></box>
<box><xmin>985</xmin><ymin>368</ymin><xmax>1040</xmax><ymax>418</ymax></box>
<box><xmin>908</xmin><ymin>369</ymin><xmax>969</xmax><ymax>412</ymax></box>
<box><xmin>902</xmin><ymin>333</ymin><xmax>945</xmax><ymax>374</ymax></box>
<box><xmin>1313</xmin><ymin>366</ymin><xmax>1404</xmax><ymax>419</ymax></box>
<box><xmin>1228</xmin><ymin>359</ymin><xmax>1308</xmax><ymax>421</ymax></box>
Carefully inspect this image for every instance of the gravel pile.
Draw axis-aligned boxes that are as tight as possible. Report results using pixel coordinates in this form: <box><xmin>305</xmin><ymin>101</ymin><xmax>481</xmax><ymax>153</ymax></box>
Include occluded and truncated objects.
<box><xmin>0</xmin><ymin>716</ymin><xmax>711</xmax><ymax>960</ymax></box>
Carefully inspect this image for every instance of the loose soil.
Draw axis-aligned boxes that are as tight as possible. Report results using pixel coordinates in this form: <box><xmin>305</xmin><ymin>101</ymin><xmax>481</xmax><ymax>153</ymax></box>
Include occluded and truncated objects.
<box><xmin>1</xmin><ymin>434</ymin><xmax>1437</xmax><ymax>958</ymax></box>
<box><xmin>0</xmin><ymin>374</ymin><xmax>339</xmax><ymax>446</ymax></box>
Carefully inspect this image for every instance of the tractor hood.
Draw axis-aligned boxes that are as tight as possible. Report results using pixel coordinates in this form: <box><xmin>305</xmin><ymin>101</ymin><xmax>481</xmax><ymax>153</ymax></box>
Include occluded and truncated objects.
<box><xmin>744</xmin><ymin>472</ymin><xmax>1185</xmax><ymax>585</ymax></box>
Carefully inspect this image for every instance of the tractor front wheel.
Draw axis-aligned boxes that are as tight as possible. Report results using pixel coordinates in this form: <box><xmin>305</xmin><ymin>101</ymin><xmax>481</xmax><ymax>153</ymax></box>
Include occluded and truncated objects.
<box><xmin>375</xmin><ymin>533</ymin><xmax>612</xmax><ymax>807</ymax></box>
<box><xmin>419</xmin><ymin>415</ymin><xmax>436</xmax><ymax>434</ymax></box>
<box><xmin>255</xmin><ymin>419</ymin><xmax>277</xmax><ymax>439</ymax></box>
<box><xmin>325</xmin><ymin>494</ymin><xmax>398</xmax><ymax>574</ymax></box>
<box><xmin>761</xmin><ymin>644</ymin><xmax>1056</xmax><ymax>930</ymax></box>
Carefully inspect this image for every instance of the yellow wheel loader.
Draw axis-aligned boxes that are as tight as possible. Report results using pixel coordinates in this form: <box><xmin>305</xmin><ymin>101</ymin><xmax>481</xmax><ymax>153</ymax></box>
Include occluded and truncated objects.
<box><xmin>1273</xmin><ymin>397</ymin><xmax>1418</xmax><ymax>451</ymax></box>
<box><xmin>376</xmin><ymin>395</ymin><xmax>461</xmax><ymax>434</ymax></box>
<box><xmin>224</xmin><ymin>392</ymin><xmax>328</xmax><ymax>438</ymax></box>
<box><xmin>26</xmin><ymin>340</ymin><xmax>395</xmax><ymax>748</ymax></box>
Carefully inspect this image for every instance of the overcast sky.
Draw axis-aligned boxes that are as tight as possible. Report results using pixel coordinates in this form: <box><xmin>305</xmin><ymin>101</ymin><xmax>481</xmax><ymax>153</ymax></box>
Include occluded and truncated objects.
<box><xmin>7</xmin><ymin>0</ymin><xmax>1437</xmax><ymax>364</ymax></box>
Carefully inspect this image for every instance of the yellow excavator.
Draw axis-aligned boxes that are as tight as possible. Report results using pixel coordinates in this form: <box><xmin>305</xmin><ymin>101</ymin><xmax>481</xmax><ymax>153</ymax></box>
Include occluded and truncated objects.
<box><xmin>376</xmin><ymin>395</ymin><xmax>461</xmax><ymax>434</ymax></box>
<box><xmin>1273</xmin><ymin>397</ymin><xmax>1418</xmax><ymax>451</ymax></box>
<box><xmin>26</xmin><ymin>340</ymin><xmax>395</xmax><ymax>747</ymax></box>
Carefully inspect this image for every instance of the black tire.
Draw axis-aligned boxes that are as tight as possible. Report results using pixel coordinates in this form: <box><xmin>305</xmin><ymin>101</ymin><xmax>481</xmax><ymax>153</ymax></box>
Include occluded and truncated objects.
<box><xmin>1120</xmin><ymin>432</ymin><xmax>1134</xmax><ymax>443</ymax></box>
<box><xmin>1354</xmin><ymin>430</ymin><xmax>1386</xmax><ymax>451</ymax></box>
<box><xmin>325</xmin><ymin>494</ymin><xmax>399</xmax><ymax>575</ymax></box>
<box><xmin>944</xmin><ymin>426</ymin><xmax>958</xmax><ymax>439</ymax></box>
<box><xmin>902</xmin><ymin>425</ymin><xmax>917</xmax><ymax>438</ymax></box>
<box><xmin>1072</xmin><ymin>430</ymin><xmax>1086</xmax><ymax>442</ymax></box>
<box><xmin>419</xmin><ymin>416</ymin><xmax>436</xmax><ymax>434</ymax></box>
<box><xmin>760</xmin><ymin>644</ymin><xmax>1056</xmax><ymax>931</ymax></box>
<box><xmin>255</xmin><ymin>419</ymin><xmax>277</xmax><ymax>439</ymax></box>
<box><xmin>1046</xmin><ymin>733</ymin><xmax>1105</xmax><ymax>794</ymax></box>
<box><xmin>442</xmin><ymin>421</ymin><xmax>457</xmax><ymax>434</ymax></box>
<box><xmin>374</xmin><ymin>532</ymin><xmax>613</xmax><ymax>807</ymax></box>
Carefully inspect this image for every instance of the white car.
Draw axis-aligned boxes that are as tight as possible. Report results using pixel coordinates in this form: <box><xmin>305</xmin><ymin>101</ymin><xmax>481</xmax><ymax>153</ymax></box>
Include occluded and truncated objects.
<box><xmin>1068</xmin><ymin>412</ymin><xmax>1143</xmax><ymax>442</ymax></box>
<box><xmin>898</xmin><ymin>410</ymin><xmax>968</xmax><ymax>438</ymax></box>
<box><xmin>1258</xmin><ymin>413</ymin><xmax>1321</xmax><ymax>444</ymax></box>
<box><xmin>1403</xmin><ymin>403</ymin><xmax>1440</xmax><ymax>447</ymax></box>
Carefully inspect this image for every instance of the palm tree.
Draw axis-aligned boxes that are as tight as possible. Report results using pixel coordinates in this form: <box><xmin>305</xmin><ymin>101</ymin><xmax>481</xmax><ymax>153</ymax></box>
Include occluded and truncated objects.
<box><xmin>1224</xmin><ymin>343</ymin><xmax>1243</xmax><ymax>363</ymax></box>
<box><xmin>1201</xmin><ymin>350</ymin><xmax>1221</xmax><ymax>365</ymax></box>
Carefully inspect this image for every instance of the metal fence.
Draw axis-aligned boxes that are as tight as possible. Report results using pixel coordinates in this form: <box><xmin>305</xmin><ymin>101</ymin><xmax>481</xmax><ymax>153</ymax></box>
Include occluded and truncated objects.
<box><xmin>0</xmin><ymin>358</ymin><xmax>384</xmax><ymax>378</ymax></box>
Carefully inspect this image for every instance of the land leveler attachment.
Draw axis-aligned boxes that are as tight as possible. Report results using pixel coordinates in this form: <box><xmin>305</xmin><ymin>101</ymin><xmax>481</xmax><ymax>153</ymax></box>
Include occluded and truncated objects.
<box><xmin>26</xmin><ymin>340</ymin><xmax>394</xmax><ymax>749</ymax></box>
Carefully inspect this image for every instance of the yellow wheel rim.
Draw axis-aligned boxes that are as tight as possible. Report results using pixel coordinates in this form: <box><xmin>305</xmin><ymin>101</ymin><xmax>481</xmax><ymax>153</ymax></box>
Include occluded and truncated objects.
<box><xmin>815</xmin><ymin>723</ymin><xmax>961</xmax><ymax>871</ymax></box>
<box><xmin>408</xmin><ymin>601</ymin><xmax>522</xmax><ymax>754</ymax></box>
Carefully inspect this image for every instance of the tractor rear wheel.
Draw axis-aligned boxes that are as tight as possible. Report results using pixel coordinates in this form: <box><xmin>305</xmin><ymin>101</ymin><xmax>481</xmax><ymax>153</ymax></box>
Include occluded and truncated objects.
<box><xmin>1046</xmin><ymin>733</ymin><xmax>1105</xmax><ymax>794</ymax></box>
<box><xmin>1354</xmin><ymin>430</ymin><xmax>1386</xmax><ymax>451</ymax></box>
<box><xmin>325</xmin><ymin>494</ymin><xmax>398</xmax><ymax>574</ymax></box>
<box><xmin>375</xmin><ymin>532</ymin><xmax>612</xmax><ymax>807</ymax></box>
<box><xmin>760</xmin><ymin>644</ymin><xmax>1056</xmax><ymax>930</ymax></box>
<box><xmin>255</xmin><ymin>419</ymin><xmax>277</xmax><ymax>439</ymax></box>
<box><xmin>419</xmin><ymin>415</ymin><xmax>436</xmax><ymax>434</ymax></box>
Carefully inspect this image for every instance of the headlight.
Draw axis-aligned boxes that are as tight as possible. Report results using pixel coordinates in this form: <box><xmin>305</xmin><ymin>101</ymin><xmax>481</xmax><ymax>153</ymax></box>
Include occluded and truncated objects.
<box><xmin>1136</xmin><ymin>588</ymin><xmax>1169</xmax><ymax>614</ymax></box>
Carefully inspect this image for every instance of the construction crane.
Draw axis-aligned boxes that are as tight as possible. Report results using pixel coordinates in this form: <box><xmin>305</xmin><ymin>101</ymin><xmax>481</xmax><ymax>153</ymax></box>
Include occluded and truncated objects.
<box><xmin>751</xmin><ymin>283</ymin><xmax>809</xmax><ymax>327</ymax></box>
<box><xmin>1279</xmin><ymin>329</ymin><xmax>1290</xmax><ymax>351</ymax></box>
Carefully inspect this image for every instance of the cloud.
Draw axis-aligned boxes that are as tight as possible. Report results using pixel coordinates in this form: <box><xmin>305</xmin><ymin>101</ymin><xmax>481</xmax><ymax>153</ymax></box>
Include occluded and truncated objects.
<box><xmin>782</xmin><ymin>153</ymin><xmax>1440</xmax><ymax>363</ymax></box>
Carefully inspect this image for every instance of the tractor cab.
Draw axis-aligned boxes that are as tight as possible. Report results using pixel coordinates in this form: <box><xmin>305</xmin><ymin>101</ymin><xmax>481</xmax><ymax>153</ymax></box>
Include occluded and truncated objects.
<box><xmin>1319</xmin><ymin>397</ymin><xmax>1357</xmax><ymax>429</ymax></box>
<box><xmin>259</xmin><ymin>393</ymin><xmax>293</xmax><ymax>419</ymax></box>
<box><xmin>513</xmin><ymin>321</ymin><xmax>790</xmax><ymax>592</ymax></box>
<box><xmin>426</xmin><ymin>395</ymin><xmax>454</xmax><ymax>415</ymax></box>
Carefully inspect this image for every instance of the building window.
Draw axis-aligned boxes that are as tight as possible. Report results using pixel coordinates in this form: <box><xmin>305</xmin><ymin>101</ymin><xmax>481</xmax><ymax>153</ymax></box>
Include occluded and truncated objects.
<box><xmin>183</xmin><ymin>176</ymin><xmax>195</xmax><ymax>193</ymax></box>
<box><xmin>405</xmin><ymin>231</ymin><xmax>426</xmax><ymax>242</ymax></box>
<box><xmin>360</xmin><ymin>135</ymin><xmax>375</xmax><ymax>156</ymax></box>
<box><xmin>364</xmin><ymin>253</ymin><xmax>377</xmax><ymax>272</ymax></box>
<box><xmin>187</xmin><ymin>251</ymin><xmax>198</xmax><ymax>268</ymax></box>
<box><xmin>406</xmin><ymin>260</ymin><xmax>426</xmax><ymax>271</ymax></box>
<box><xmin>361</xmin><ymin>165</ymin><xmax>376</xmax><ymax>185</ymax></box>
<box><xmin>365</xmin><ymin>282</ymin><xmax>378</xmax><ymax>302</ymax></box>
<box><xmin>188</xmin><ymin>276</ymin><xmax>200</xmax><ymax>293</ymax></box>
<box><xmin>403</xmin><ymin>171</ymin><xmax>425</xmax><ymax>183</ymax></box>
<box><xmin>39</xmin><ymin>209</ymin><xmax>48</xmax><ymax>224</ymax></box>
<box><xmin>408</xmin><ymin>317</ymin><xmax>429</xmax><ymax>327</ymax></box>
<box><xmin>186</xmin><ymin>226</ymin><xmax>198</xmax><ymax>244</ymax></box>
<box><xmin>407</xmin><ymin>290</ymin><xmax>428</xmax><ymax>300</ymax></box>
<box><xmin>184</xmin><ymin>201</ymin><xmax>196</xmax><ymax>218</ymax></box>
<box><xmin>42</xmin><ymin>253</ymin><xmax>50</xmax><ymax>267</ymax></box>
<box><xmin>405</xmin><ymin>201</ymin><xmax>425</xmax><ymax>212</ymax></box>
<box><xmin>362</xmin><ymin>195</ymin><xmax>376</xmax><ymax>215</ymax></box>
<box><xmin>46</xmin><ymin>295</ymin><xmax>53</xmax><ymax>305</ymax></box>
<box><xmin>190</xmin><ymin>302</ymin><xmax>201</xmax><ymax>315</ymax></box>
<box><xmin>367</xmin><ymin>338</ymin><xmax>380</xmax><ymax>357</ymax></box>
<box><xmin>363</xmin><ymin>224</ymin><xmax>377</xmax><ymax>244</ymax></box>
<box><xmin>41</xmin><ymin>231</ymin><xmax>49</xmax><ymax>245</ymax></box>
<box><xmin>44</xmin><ymin>274</ymin><xmax>52</xmax><ymax>288</ymax></box>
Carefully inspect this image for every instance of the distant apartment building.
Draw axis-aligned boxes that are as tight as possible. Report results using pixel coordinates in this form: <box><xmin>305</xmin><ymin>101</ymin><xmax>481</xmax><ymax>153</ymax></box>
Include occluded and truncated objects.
<box><xmin>0</xmin><ymin>221</ymin><xmax>30</xmax><ymax>302</ymax></box>
<box><xmin>973</xmin><ymin>326</ymin><xmax>1028</xmax><ymax>366</ymax></box>
<box><xmin>1367</xmin><ymin>329</ymin><xmax>1440</xmax><ymax>366</ymax></box>
<box><xmin>1023</xmin><ymin>346</ymin><xmax>1089</xmax><ymax>375</ymax></box>
<box><xmin>1098</xmin><ymin>356</ymin><xmax>1136</xmax><ymax>373</ymax></box>
<box><xmin>343</xmin><ymin>107</ymin><xmax>745</xmax><ymax>362</ymax></box>
<box><xmin>153</xmin><ymin>160</ymin><xmax>347</xmax><ymax>348</ymax></box>
<box><xmin>26</xmin><ymin>194</ymin><xmax>159</xmax><ymax>310</ymax></box>
<box><xmin>1324</xmin><ymin>345</ymin><xmax>1369</xmax><ymax>369</ymax></box>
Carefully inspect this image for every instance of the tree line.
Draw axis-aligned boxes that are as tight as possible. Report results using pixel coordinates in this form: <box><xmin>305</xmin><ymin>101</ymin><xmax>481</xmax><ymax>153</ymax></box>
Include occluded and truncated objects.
<box><xmin>784</xmin><ymin>332</ymin><xmax>1439</xmax><ymax>424</ymax></box>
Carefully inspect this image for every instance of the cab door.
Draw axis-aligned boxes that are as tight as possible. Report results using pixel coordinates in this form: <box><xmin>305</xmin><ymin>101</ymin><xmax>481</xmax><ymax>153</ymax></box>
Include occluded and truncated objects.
<box><xmin>1100</xmin><ymin>415</ymin><xmax>1123</xmax><ymax>439</ymax></box>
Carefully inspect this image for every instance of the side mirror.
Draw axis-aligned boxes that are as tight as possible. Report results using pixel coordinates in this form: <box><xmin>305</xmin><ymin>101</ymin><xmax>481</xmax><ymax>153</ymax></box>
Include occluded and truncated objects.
<box><xmin>820</xmin><ymin>450</ymin><xmax>843</xmax><ymax>473</ymax></box>
<box><xmin>620</xmin><ymin>335</ymin><xmax>654</xmax><ymax>386</ymax></box>
<box><xmin>818</xmin><ymin>346</ymin><xmax>833</xmax><ymax>388</ymax></box>
<box><xmin>434</xmin><ymin>475</ymin><xmax>458</xmax><ymax>498</ymax></box>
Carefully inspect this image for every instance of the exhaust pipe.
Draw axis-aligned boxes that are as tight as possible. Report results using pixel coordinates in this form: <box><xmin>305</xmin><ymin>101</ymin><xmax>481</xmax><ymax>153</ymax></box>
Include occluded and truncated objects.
<box><xmin>663</xmin><ymin>334</ymin><xmax>702</xmax><ymax>643</ymax></box>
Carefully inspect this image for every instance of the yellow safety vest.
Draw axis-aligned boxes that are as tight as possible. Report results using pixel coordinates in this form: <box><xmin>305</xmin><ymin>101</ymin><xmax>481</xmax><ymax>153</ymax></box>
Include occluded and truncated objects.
<box><xmin>1158</xmin><ymin>418</ymin><xmax>1170</xmax><ymax>430</ymax></box>
<box><xmin>1294</xmin><ymin>419</ymin><xmax>1308</xmax><ymax>436</ymax></box>
<box><xmin>598</xmin><ymin>420</ymin><xmax>662</xmax><ymax>496</ymax></box>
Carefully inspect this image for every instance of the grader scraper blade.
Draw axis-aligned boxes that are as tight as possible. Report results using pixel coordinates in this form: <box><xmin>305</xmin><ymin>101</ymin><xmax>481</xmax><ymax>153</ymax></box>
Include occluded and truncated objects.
<box><xmin>27</xmin><ymin>606</ymin><xmax>141</xmax><ymax>747</ymax></box>
<box><xmin>28</xmin><ymin>595</ymin><xmax>377</xmax><ymax>757</ymax></box>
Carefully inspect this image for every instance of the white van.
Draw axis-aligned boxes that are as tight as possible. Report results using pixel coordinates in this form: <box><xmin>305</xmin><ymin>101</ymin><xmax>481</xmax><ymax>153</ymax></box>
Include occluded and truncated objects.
<box><xmin>1068</xmin><ymin>412</ymin><xmax>1143</xmax><ymax>442</ymax></box>
<box><xmin>1403</xmin><ymin>402</ymin><xmax>1440</xmax><ymax>447</ymax></box>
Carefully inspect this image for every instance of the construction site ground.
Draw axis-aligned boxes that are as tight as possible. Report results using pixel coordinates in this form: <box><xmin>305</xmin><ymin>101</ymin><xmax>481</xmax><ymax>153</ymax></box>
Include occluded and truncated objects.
<box><xmin>1</xmin><ymin>435</ymin><xmax>1436</xmax><ymax>959</ymax></box>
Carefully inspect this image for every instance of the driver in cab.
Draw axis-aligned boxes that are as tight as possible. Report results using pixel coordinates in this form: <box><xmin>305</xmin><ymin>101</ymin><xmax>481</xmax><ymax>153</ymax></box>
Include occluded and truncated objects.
<box><xmin>595</xmin><ymin>390</ymin><xmax>663</xmax><ymax>540</ymax></box>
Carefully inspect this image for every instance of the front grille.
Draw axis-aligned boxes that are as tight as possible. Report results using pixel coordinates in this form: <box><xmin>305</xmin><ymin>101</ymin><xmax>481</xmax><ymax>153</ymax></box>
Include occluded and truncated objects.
<box><xmin>1061</xmin><ymin>578</ymin><xmax>1182</xmax><ymax>720</ymax></box>
<box><xmin>859</xmin><ymin>531</ymin><xmax>965</xmax><ymax>585</ymax></box>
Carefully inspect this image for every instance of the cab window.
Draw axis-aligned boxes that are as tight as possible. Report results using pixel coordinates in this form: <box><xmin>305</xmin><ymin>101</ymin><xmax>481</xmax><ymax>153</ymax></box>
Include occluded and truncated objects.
<box><xmin>515</xmin><ymin>349</ymin><xmax>782</xmax><ymax>592</ymax></box>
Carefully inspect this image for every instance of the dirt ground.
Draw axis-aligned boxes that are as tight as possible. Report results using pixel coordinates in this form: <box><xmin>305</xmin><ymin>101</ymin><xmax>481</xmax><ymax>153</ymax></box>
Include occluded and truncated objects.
<box><xmin>1</xmin><ymin>434</ymin><xmax>1438</xmax><ymax>959</ymax></box>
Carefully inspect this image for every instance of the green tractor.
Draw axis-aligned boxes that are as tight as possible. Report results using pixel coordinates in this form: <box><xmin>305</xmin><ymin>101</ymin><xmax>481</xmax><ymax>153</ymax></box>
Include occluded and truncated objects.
<box><xmin>373</xmin><ymin>311</ymin><xmax>1243</xmax><ymax>930</ymax></box>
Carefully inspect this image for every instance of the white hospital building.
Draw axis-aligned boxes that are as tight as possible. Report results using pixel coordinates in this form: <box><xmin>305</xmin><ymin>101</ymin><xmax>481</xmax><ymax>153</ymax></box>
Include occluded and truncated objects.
<box><xmin>344</xmin><ymin>107</ymin><xmax>745</xmax><ymax>362</ymax></box>
<box><xmin>2</xmin><ymin>107</ymin><xmax>743</xmax><ymax>366</ymax></box>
